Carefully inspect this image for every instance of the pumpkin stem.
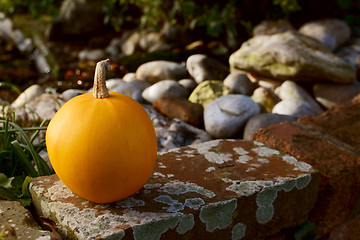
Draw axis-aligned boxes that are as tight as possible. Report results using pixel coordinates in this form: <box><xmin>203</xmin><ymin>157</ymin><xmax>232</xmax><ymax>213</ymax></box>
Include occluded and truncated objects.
<box><xmin>93</xmin><ymin>59</ymin><xmax>111</xmax><ymax>98</ymax></box>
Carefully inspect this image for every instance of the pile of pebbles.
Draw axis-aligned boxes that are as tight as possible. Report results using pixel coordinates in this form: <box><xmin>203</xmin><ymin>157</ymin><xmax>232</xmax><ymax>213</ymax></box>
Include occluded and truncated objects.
<box><xmin>2</xmin><ymin>18</ymin><xmax>360</xmax><ymax>153</ymax></box>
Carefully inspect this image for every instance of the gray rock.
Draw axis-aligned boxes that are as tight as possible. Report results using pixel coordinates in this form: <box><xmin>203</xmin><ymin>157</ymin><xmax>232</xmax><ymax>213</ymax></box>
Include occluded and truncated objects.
<box><xmin>121</xmin><ymin>31</ymin><xmax>140</xmax><ymax>56</ymax></box>
<box><xmin>229</xmin><ymin>31</ymin><xmax>356</xmax><ymax>84</ymax></box>
<box><xmin>251</xmin><ymin>87</ymin><xmax>280</xmax><ymax>112</ymax></box>
<box><xmin>313</xmin><ymin>81</ymin><xmax>360</xmax><ymax>109</ymax></box>
<box><xmin>11</xmin><ymin>84</ymin><xmax>45</xmax><ymax>108</ymax></box>
<box><xmin>61</xmin><ymin>89</ymin><xmax>86</xmax><ymax>102</ymax></box>
<box><xmin>299</xmin><ymin>19</ymin><xmax>351</xmax><ymax>51</ymax></box>
<box><xmin>272</xmin><ymin>100</ymin><xmax>319</xmax><ymax>118</ymax></box>
<box><xmin>276</xmin><ymin>80</ymin><xmax>323</xmax><ymax>115</ymax></box>
<box><xmin>243</xmin><ymin>113</ymin><xmax>296</xmax><ymax>140</ymax></box>
<box><xmin>204</xmin><ymin>94</ymin><xmax>260</xmax><ymax>138</ymax></box>
<box><xmin>0</xmin><ymin>200</ymin><xmax>52</xmax><ymax>239</ymax></box>
<box><xmin>122</xmin><ymin>72</ymin><xmax>137</xmax><ymax>82</ymax></box>
<box><xmin>136</xmin><ymin>60</ymin><xmax>188</xmax><ymax>84</ymax></box>
<box><xmin>223</xmin><ymin>72</ymin><xmax>255</xmax><ymax>95</ymax></box>
<box><xmin>78</xmin><ymin>49</ymin><xmax>106</xmax><ymax>61</ymax></box>
<box><xmin>335</xmin><ymin>38</ymin><xmax>360</xmax><ymax>68</ymax></box>
<box><xmin>253</xmin><ymin>19</ymin><xmax>295</xmax><ymax>36</ymax></box>
<box><xmin>106</xmin><ymin>79</ymin><xmax>143</xmax><ymax>102</ymax></box>
<box><xmin>144</xmin><ymin>105</ymin><xmax>211</xmax><ymax>152</ymax></box>
<box><xmin>178</xmin><ymin>78</ymin><xmax>197</xmax><ymax>93</ymax></box>
<box><xmin>186</xmin><ymin>54</ymin><xmax>229</xmax><ymax>84</ymax></box>
<box><xmin>142</xmin><ymin>80</ymin><xmax>188</xmax><ymax>103</ymax></box>
<box><xmin>26</xmin><ymin>93</ymin><xmax>64</xmax><ymax>120</ymax></box>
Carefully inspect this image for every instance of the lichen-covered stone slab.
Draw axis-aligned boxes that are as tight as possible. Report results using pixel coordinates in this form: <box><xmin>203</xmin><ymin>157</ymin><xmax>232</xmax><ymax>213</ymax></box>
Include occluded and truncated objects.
<box><xmin>30</xmin><ymin>139</ymin><xmax>320</xmax><ymax>240</ymax></box>
<box><xmin>0</xmin><ymin>200</ymin><xmax>52</xmax><ymax>239</ymax></box>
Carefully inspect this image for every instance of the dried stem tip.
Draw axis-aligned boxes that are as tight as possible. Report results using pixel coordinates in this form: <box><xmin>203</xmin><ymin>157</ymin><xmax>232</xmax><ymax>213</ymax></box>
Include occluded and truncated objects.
<box><xmin>93</xmin><ymin>59</ymin><xmax>111</xmax><ymax>98</ymax></box>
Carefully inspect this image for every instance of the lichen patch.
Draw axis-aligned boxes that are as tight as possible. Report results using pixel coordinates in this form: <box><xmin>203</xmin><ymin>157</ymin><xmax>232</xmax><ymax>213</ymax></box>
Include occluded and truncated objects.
<box><xmin>176</xmin><ymin>214</ymin><xmax>195</xmax><ymax>234</ymax></box>
<box><xmin>184</xmin><ymin>198</ymin><xmax>205</xmax><ymax>210</ymax></box>
<box><xmin>199</xmin><ymin>198</ymin><xmax>237</xmax><ymax>232</ymax></box>
<box><xmin>252</xmin><ymin>146</ymin><xmax>280</xmax><ymax>157</ymax></box>
<box><xmin>154</xmin><ymin>195</ymin><xmax>184</xmax><ymax>213</ymax></box>
<box><xmin>44</xmin><ymin>180</ymin><xmax>75</xmax><ymax>200</ymax></box>
<box><xmin>232</xmin><ymin>223</ymin><xmax>246</xmax><ymax>240</ymax></box>
<box><xmin>117</xmin><ymin>197</ymin><xmax>145</xmax><ymax>208</ymax></box>
<box><xmin>160</xmin><ymin>180</ymin><xmax>215</xmax><ymax>198</ymax></box>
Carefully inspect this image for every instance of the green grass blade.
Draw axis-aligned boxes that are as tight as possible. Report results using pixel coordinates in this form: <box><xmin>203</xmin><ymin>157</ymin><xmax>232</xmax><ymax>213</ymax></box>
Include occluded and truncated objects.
<box><xmin>30</xmin><ymin>119</ymin><xmax>48</xmax><ymax>143</ymax></box>
<box><xmin>11</xmin><ymin>140</ymin><xmax>38</xmax><ymax>177</ymax></box>
<box><xmin>0</xmin><ymin>82</ymin><xmax>21</xmax><ymax>95</ymax></box>
<box><xmin>0</xmin><ymin>119</ymin><xmax>53</xmax><ymax>176</ymax></box>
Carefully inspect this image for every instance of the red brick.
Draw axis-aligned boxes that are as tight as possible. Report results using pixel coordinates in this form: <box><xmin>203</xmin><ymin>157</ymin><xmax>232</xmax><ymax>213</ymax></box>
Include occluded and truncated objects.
<box><xmin>329</xmin><ymin>215</ymin><xmax>360</xmax><ymax>240</ymax></box>
<box><xmin>30</xmin><ymin>139</ymin><xmax>319</xmax><ymax>240</ymax></box>
<box><xmin>298</xmin><ymin>93</ymin><xmax>360</xmax><ymax>150</ymax></box>
<box><xmin>254</xmin><ymin>121</ymin><xmax>360</xmax><ymax>237</ymax></box>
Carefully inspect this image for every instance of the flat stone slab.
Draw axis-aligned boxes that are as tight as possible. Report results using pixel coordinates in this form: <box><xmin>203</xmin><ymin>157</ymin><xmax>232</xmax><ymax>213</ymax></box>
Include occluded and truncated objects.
<box><xmin>0</xmin><ymin>200</ymin><xmax>52</xmax><ymax>239</ymax></box>
<box><xmin>30</xmin><ymin>139</ymin><xmax>320</xmax><ymax>240</ymax></box>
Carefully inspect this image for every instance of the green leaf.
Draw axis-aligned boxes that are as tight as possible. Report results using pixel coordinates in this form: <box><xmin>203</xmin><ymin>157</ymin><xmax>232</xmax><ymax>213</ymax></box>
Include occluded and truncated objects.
<box><xmin>22</xmin><ymin>176</ymin><xmax>34</xmax><ymax>199</ymax></box>
<box><xmin>0</xmin><ymin>173</ymin><xmax>13</xmax><ymax>188</ymax></box>
<box><xmin>0</xmin><ymin>186</ymin><xmax>17</xmax><ymax>201</ymax></box>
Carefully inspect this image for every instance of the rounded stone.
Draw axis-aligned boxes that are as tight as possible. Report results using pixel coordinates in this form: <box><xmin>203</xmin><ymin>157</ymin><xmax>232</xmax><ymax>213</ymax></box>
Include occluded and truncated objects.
<box><xmin>251</xmin><ymin>87</ymin><xmax>280</xmax><ymax>112</ymax></box>
<box><xmin>223</xmin><ymin>72</ymin><xmax>255</xmax><ymax>95</ymax></box>
<box><xmin>277</xmin><ymin>80</ymin><xmax>323</xmax><ymax>115</ymax></box>
<box><xmin>142</xmin><ymin>80</ymin><xmax>188</xmax><ymax>103</ymax></box>
<box><xmin>272</xmin><ymin>100</ymin><xmax>319</xmax><ymax>118</ymax></box>
<box><xmin>243</xmin><ymin>113</ymin><xmax>296</xmax><ymax>140</ymax></box>
<box><xmin>186</xmin><ymin>54</ymin><xmax>229</xmax><ymax>84</ymax></box>
<box><xmin>178</xmin><ymin>79</ymin><xmax>197</xmax><ymax>93</ymax></box>
<box><xmin>11</xmin><ymin>84</ymin><xmax>45</xmax><ymax>108</ymax></box>
<box><xmin>188</xmin><ymin>80</ymin><xmax>230</xmax><ymax>107</ymax></box>
<box><xmin>204</xmin><ymin>94</ymin><xmax>260</xmax><ymax>138</ymax></box>
<box><xmin>313</xmin><ymin>81</ymin><xmax>360</xmax><ymax>109</ymax></box>
<box><xmin>135</xmin><ymin>60</ymin><xmax>188</xmax><ymax>84</ymax></box>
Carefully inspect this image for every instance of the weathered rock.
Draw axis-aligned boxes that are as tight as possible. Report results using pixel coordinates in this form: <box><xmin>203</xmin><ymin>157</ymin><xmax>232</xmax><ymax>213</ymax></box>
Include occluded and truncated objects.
<box><xmin>229</xmin><ymin>31</ymin><xmax>356</xmax><ymax>84</ymax></box>
<box><xmin>11</xmin><ymin>84</ymin><xmax>45</xmax><ymax>109</ymax></box>
<box><xmin>122</xmin><ymin>72</ymin><xmax>137</xmax><ymax>82</ymax></box>
<box><xmin>60</xmin><ymin>89</ymin><xmax>86</xmax><ymax>102</ymax></box>
<box><xmin>78</xmin><ymin>48</ymin><xmax>106</xmax><ymax>61</ymax></box>
<box><xmin>136</xmin><ymin>60</ymin><xmax>188</xmax><ymax>84</ymax></box>
<box><xmin>30</xmin><ymin>139</ymin><xmax>320</xmax><ymax>240</ymax></box>
<box><xmin>153</xmin><ymin>96</ymin><xmax>204</xmax><ymax>127</ymax></box>
<box><xmin>188</xmin><ymin>80</ymin><xmax>230</xmax><ymax>107</ymax></box>
<box><xmin>253</xmin><ymin>19</ymin><xmax>295</xmax><ymax>36</ymax></box>
<box><xmin>142</xmin><ymin>80</ymin><xmax>188</xmax><ymax>104</ymax></box>
<box><xmin>251</xmin><ymin>87</ymin><xmax>280</xmax><ymax>112</ymax></box>
<box><xmin>254</xmin><ymin>94</ymin><xmax>360</xmax><ymax>236</ymax></box>
<box><xmin>46</xmin><ymin>0</ymin><xmax>105</xmax><ymax>40</ymax></box>
<box><xmin>144</xmin><ymin>105</ymin><xmax>211</xmax><ymax>152</ymax></box>
<box><xmin>186</xmin><ymin>54</ymin><xmax>229</xmax><ymax>84</ymax></box>
<box><xmin>313</xmin><ymin>81</ymin><xmax>360</xmax><ymax>109</ymax></box>
<box><xmin>139</xmin><ymin>30</ymin><xmax>172</xmax><ymax>52</ymax></box>
<box><xmin>178</xmin><ymin>79</ymin><xmax>197</xmax><ymax>93</ymax></box>
<box><xmin>106</xmin><ymin>79</ymin><xmax>143</xmax><ymax>102</ymax></box>
<box><xmin>204</xmin><ymin>94</ymin><xmax>260</xmax><ymax>138</ymax></box>
<box><xmin>121</xmin><ymin>31</ymin><xmax>141</xmax><ymax>56</ymax></box>
<box><xmin>25</xmin><ymin>93</ymin><xmax>64</xmax><ymax>120</ymax></box>
<box><xmin>243</xmin><ymin>113</ymin><xmax>296</xmax><ymax>140</ymax></box>
<box><xmin>0</xmin><ymin>200</ymin><xmax>52</xmax><ymax>239</ymax></box>
<box><xmin>223</xmin><ymin>72</ymin><xmax>255</xmax><ymax>95</ymax></box>
<box><xmin>336</xmin><ymin>38</ymin><xmax>360</xmax><ymax>68</ymax></box>
<box><xmin>329</xmin><ymin>215</ymin><xmax>360</xmax><ymax>240</ymax></box>
<box><xmin>299</xmin><ymin>19</ymin><xmax>351</xmax><ymax>51</ymax></box>
<box><xmin>276</xmin><ymin>81</ymin><xmax>323</xmax><ymax>115</ymax></box>
<box><xmin>272</xmin><ymin>100</ymin><xmax>318</xmax><ymax>118</ymax></box>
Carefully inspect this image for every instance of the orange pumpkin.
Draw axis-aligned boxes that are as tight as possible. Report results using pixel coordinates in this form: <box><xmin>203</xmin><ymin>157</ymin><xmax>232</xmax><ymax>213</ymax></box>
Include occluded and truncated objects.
<box><xmin>46</xmin><ymin>59</ymin><xmax>157</xmax><ymax>203</ymax></box>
